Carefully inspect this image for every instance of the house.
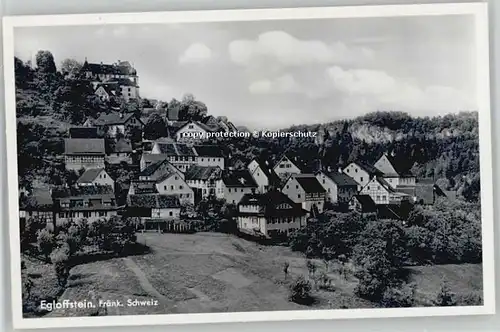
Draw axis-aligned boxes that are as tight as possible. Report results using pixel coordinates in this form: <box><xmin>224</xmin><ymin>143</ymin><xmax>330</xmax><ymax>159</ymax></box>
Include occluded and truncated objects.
<box><xmin>348</xmin><ymin>195</ymin><xmax>377</xmax><ymax>214</ymax></box>
<box><xmin>52</xmin><ymin>185</ymin><xmax>117</xmax><ymax>224</ymax></box>
<box><xmin>236</xmin><ymin>191</ymin><xmax>308</xmax><ymax>238</ymax></box>
<box><xmin>106</xmin><ymin>138</ymin><xmax>133</xmax><ymax>164</ymax></box>
<box><xmin>76</xmin><ymin>168</ymin><xmax>114</xmax><ymax>188</ymax></box>
<box><xmin>316</xmin><ymin>171</ymin><xmax>358</xmax><ymax>205</ymax></box>
<box><xmin>175</xmin><ymin>121</ymin><xmax>215</xmax><ymax>143</ymax></box>
<box><xmin>127</xmin><ymin>194</ymin><xmax>181</xmax><ymax>222</ymax></box>
<box><xmin>201</xmin><ymin>115</ymin><xmax>219</xmax><ymax>127</ymax></box>
<box><xmin>374</xmin><ymin>153</ymin><xmax>416</xmax><ymax>189</ymax></box>
<box><xmin>343</xmin><ymin>161</ymin><xmax>384</xmax><ymax>191</ymax></box>
<box><xmin>94</xmin><ymin>112</ymin><xmax>144</xmax><ymax>138</ymax></box>
<box><xmin>359</xmin><ymin>176</ymin><xmax>411</xmax><ymax>205</ymax></box>
<box><xmin>19</xmin><ymin>189</ymin><xmax>54</xmax><ymax>226</ymax></box>
<box><xmin>150</xmin><ymin>142</ymin><xmax>198</xmax><ymax>172</ymax></box>
<box><xmin>184</xmin><ymin>165</ymin><xmax>222</xmax><ymax>202</ymax></box>
<box><xmin>131</xmin><ymin>159</ymin><xmax>194</xmax><ymax>205</ymax></box>
<box><xmin>193</xmin><ymin>145</ymin><xmax>225</xmax><ymax>169</ymax></box>
<box><xmin>273</xmin><ymin>153</ymin><xmax>303</xmax><ymax>180</ymax></box>
<box><xmin>64</xmin><ymin>138</ymin><xmax>105</xmax><ymax>171</ymax></box>
<box><xmin>247</xmin><ymin>158</ymin><xmax>281</xmax><ymax>193</ymax></box>
<box><xmin>140</xmin><ymin>153</ymin><xmax>168</xmax><ymax>171</ymax></box>
<box><xmin>69</xmin><ymin>127</ymin><xmax>99</xmax><ymax>139</ymax></box>
<box><xmin>94</xmin><ymin>84</ymin><xmax>116</xmax><ymax>102</ymax></box>
<box><xmin>281</xmin><ymin>174</ymin><xmax>326</xmax><ymax>214</ymax></box>
<box><xmin>220</xmin><ymin>170</ymin><xmax>258</xmax><ymax>204</ymax></box>
<box><xmin>81</xmin><ymin>59</ymin><xmax>140</xmax><ymax>102</ymax></box>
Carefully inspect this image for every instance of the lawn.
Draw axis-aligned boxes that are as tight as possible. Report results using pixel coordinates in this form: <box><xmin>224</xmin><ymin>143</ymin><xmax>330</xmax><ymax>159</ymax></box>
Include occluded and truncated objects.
<box><xmin>24</xmin><ymin>232</ymin><xmax>483</xmax><ymax>317</ymax></box>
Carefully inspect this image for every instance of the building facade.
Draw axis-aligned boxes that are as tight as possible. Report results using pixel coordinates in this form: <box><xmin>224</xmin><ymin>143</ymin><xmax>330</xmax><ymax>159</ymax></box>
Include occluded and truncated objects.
<box><xmin>76</xmin><ymin>168</ymin><xmax>114</xmax><ymax>188</ymax></box>
<box><xmin>316</xmin><ymin>171</ymin><xmax>358</xmax><ymax>204</ymax></box>
<box><xmin>64</xmin><ymin>138</ymin><xmax>106</xmax><ymax>171</ymax></box>
<box><xmin>236</xmin><ymin>191</ymin><xmax>308</xmax><ymax>238</ymax></box>
<box><xmin>281</xmin><ymin>174</ymin><xmax>326</xmax><ymax>214</ymax></box>
<box><xmin>273</xmin><ymin>154</ymin><xmax>302</xmax><ymax>180</ymax></box>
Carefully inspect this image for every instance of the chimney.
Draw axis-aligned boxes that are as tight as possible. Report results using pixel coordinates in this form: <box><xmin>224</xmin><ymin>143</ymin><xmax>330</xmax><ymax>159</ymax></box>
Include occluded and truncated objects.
<box><xmin>327</xmin><ymin>166</ymin><xmax>331</xmax><ymax>172</ymax></box>
<box><xmin>338</xmin><ymin>167</ymin><xmax>342</xmax><ymax>173</ymax></box>
<box><xmin>119</xmin><ymin>113</ymin><xmax>124</xmax><ymax>119</ymax></box>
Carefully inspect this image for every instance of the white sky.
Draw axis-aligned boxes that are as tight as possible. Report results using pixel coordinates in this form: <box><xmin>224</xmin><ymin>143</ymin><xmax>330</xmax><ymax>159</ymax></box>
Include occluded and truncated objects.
<box><xmin>14</xmin><ymin>14</ymin><xmax>477</xmax><ymax>129</ymax></box>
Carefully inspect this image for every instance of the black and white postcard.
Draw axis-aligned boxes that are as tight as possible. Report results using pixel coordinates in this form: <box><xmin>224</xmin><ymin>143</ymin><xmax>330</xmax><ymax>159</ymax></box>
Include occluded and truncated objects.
<box><xmin>2</xmin><ymin>2</ymin><xmax>495</xmax><ymax>330</ymax></box>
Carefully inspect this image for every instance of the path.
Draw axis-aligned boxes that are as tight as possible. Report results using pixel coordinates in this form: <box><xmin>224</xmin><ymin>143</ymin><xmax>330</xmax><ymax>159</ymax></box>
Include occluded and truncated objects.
<box><xmin>122</xmin><ymin>257</ymin><xmax>179</xmax><ymax>313</ymax></box>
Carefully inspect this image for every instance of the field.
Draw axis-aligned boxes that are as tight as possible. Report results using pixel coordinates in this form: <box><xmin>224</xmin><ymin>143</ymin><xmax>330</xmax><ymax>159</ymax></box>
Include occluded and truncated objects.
<box><xmin>22</xmin><ymin>232</ymin><xmax>483</xmax><ymax>317</ymax></box>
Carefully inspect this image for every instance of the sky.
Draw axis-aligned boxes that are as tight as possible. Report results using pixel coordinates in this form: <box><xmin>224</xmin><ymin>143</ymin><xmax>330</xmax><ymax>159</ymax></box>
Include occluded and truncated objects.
<box><xmin>14</xmin><ymin>14</ymin><xmax>477</xmax><ymax>130</ymax></box>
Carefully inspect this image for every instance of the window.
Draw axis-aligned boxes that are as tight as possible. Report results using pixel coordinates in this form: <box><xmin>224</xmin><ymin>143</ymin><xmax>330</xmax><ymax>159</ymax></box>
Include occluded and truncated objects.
<box><xmin>164</xmin><ymin>186</ymin><xmax>167</xmax><ymax>190</ymax></box>
<box><xmin>201</xmin><ymin>158</ymin><xmax>204</xmax><ymax>162</ymax></box>
<box><xmin>240</xmin><ymin>188</ymin><xmax>243</xmax><ymax>192</ymax></box>
<box><xmin>99</xmin><ymin>211</ymin><xmax>107</xmax><ymax>217</ymax></box>
<box><xmin>295</xmin><ymin>185</ymin><xmax>298</xmax><ymax>189</ymax></box>
<box><xmin>328</xmin><ymin>188</ymin><xmax>331</xmax><ymax>193</ymax></box>
<box><xmin>175</xmin><ymin>176</ymin><xmax>178</xmax><ymax>180</ymax></box>
<box><xmin>382</xmin><ymin>196</ymin><xmax>387</xmax><ymax>201</ymax></box>
<box><xmin>378</xmin><ymin>186</ymin><xmax>381</xmax><ymax>190</ymax></box>
<box><xmin>376</xmin><ymin>195</ymin><xmax>381</xmax><ymax>201</ymax></box>
<box><xmin>360</xmin><ymin>177</ymin><xmax>364</xmax><ymax>182</ymax></box>
<box><xmin>228</xmin><ymin>188</ymin><xmax>232</xmax><ymax>193</ymax></box>
<box><xmin>298</xmin><ymin>194</ymin><xmax>301</xmax><ymax>198</ymax></box>
<box><xmin>188</xmin><ymin>125</ymin><xmax>194</xmax><ymax>129</ymax></box>
<box><xmin>355</xmin><ymin>169</ymin><xmax>358</xmax><ymax>173</ymax></box>
<box><xmin>367</xmin><ymin>186</ymin><xmax>370</xmax><ymax>190</ymax></box>
<box><xmin>180</xmin><ymin>185</ymin><xmax>184</xmax><ymax>190</ymax></box>
<box><xmin>286</xmin><ymin>185</ymin><xmax>289</xmax><ymax>189</ymax></box>
<box><xmin>83</xmin><ymin>211</ymin><xmax>91</xmax><ymax>218</ymax></box>
<box><xmin>169</xmin><ymin>211</ymin><xmax>173</xmax><ymax>216</ymax></box>
<box><xmin>59</xmin><ymin>213</ymin><xmax>64</xmax><ymax>218</ymax></box>
<box><xmin>171</xmin><ymin>185</ymin><xmax>174</xmax><ymax>190</ymax></box>
<box><xmin>180</xmin><ymin>194</ymin><xmax>183</xmax><ymax>198</ymax></box>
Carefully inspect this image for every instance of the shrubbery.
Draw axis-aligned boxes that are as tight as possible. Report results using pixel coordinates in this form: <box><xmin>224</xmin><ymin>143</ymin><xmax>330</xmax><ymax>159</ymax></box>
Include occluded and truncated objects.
<box><xmin>289</xmin><ymin>275</ymin><xmax>314</xmax><ymax>305</ymax></box>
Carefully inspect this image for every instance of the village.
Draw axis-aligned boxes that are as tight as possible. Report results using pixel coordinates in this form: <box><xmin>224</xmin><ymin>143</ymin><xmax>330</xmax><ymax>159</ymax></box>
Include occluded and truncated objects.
<box><xmin>18</xmin><ymin>59</ymin><xmax>458</xmax><ymax>241</ymax></box>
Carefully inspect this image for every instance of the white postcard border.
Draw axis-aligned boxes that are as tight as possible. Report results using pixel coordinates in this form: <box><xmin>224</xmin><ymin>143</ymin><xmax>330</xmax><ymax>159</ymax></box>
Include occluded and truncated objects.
<box><xmin>2</xmin><ymin>2</ymin><xmax>494</xmax><ymax>330</ymax></box>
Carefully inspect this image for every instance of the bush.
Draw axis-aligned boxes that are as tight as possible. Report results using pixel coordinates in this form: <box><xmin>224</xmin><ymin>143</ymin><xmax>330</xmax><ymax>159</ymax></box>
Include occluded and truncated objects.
<box><xmin>434</xmin><ymin>280</ymin><xmax>457</xmax><ymax>307</ymax></box>
<box><xmin>381</xmin><ymin>283</ymin><xmax>416</xmax><ymax>308</ymax></box>
<box><xmin>317</xmin><ymin>271</ymin><xmax>334</xmax><ymax>291</ymax></box>
<box><xmin>50</xmin><ymin>245</ymin><xmax>70</xmax><ymax>287</ymax></box>
<box><xmin>289</xmin><ymin>275</ymin><xmax>314</xmax><ymax>305</ymax></box>
<box><xmin>37</xmin><ymin>229</ymin><xmax>55</xmax><ymax>262</ymax></box>
<box><xmin>456</xmin><ymin>292</ymin><xmax>483</xmax><ymax>306</ymax></box>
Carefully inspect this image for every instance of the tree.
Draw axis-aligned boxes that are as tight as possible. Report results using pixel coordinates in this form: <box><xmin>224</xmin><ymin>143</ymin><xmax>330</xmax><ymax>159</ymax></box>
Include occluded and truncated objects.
<box><xmin>353</xmin><ymin>220</ymin><xmax>407</xmax><ymax>301</ymax></box>
<box><xmin>50</xmin><ymin>245</ymin><xmax>71</xmax><ymax>287</ymax></box>
<box><xmin>60</xmin><ymin>58</ymin><xmax>82</xmax><ymax>78</ymax></box>
<box><xmin>37</xmin><ymin>229</ymin><xmax>55</xmax><ymax>262</ymax></box>
<box><xmin>283</xmin><ymin>261</ymin><xmax>290</xmax><ymax>280</ymax></box>
<box><xmin>143</xmin><ymin>113</ymin><xmax>167</xmax><ymax>140</ymax></box>
<box><xmin>35</xmin><ymin>50</ymin><xmax>57</xmax><ymax>73</ymax></box>
<box><xmin>306</xmin><ymin>260</ymin><xmax>317</xmax><ymax>277</ymax></box>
